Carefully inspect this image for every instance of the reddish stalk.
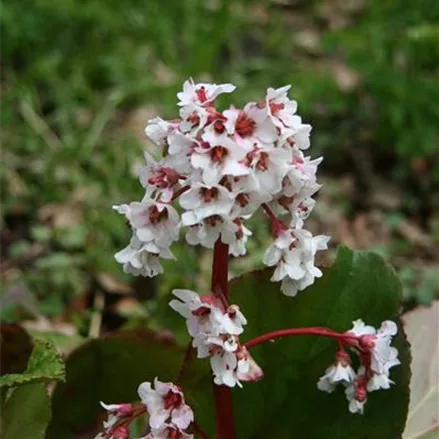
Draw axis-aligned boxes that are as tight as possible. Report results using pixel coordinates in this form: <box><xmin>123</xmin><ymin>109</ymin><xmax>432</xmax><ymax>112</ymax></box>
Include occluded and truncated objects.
<box><xmin>261</xmin><ymin>203</ymin><xmax>279</xmax><ymax>223</ymax></box>
<box><xmin>244</xmin><ymin>327</ymin><xmax>358</xmax><ymax>350</ymax></box>
<box><xmin>171</xmin><ymin>185</ymin><xmax>191</xmax><ymax>201</ymax></box>
<box><xmin>176</xmin><ymin>342</ymin><xmax>194</xmax><ymax>384</ymax></box>
<box><xmin>211</xmin><ymin>239</ymin><xmax>235</xmax><ymax>439</ymax></box>
<box><xmin>261</xmin><ymin>203</ymin><xmax>287</xmax><ymax>236</ymax></box>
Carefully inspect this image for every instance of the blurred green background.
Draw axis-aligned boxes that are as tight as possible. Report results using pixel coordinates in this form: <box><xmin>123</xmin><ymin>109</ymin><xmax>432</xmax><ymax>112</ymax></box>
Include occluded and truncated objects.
<box><xmin>1</xmin><ymin>0</ymin><xmax>438</xmax><ymax>334</ymax></box>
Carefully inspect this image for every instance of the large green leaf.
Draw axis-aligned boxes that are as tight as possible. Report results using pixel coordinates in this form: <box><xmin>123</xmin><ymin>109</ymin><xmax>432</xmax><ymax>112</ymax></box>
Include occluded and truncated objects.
<box><xmin>1</xmin><ymin>383</ymin><xmax>52</xmax><ymax>439</ymax></box>
<box><xmin>0</xmin><ymin>338</ymin><xmax>65</xmax><ymax>388</ymax></box>
<box><xmin>47</xmin><ymin>329</ymin><xmax>213</xmax><ymax>439</ymax></box>
<box><xmin>229</xmin><ymin>247</ymin><xmax>411</xmax><ymax>439</ymax></box>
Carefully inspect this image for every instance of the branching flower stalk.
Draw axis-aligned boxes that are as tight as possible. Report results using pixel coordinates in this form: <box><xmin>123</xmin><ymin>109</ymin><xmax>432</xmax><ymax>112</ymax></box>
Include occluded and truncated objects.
<box><xmin>94</xmin><ymin>79</ymin><xmax>402</xmax><ymax>439</ymax></box>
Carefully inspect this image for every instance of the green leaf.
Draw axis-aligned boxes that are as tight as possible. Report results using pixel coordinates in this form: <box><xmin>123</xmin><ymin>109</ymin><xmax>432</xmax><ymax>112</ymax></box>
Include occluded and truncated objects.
<box><xmin>47</xmin><ymin>329</ymin><xmax>213</xmax><ymax>439</ymax></box>
<box><xmin>0</xmin><ymin>339</ymin><xmax>65</xmax><ymax>387</ymax></box>
<box><xmin>229</xmin><ymin>247</ymin><xmax>411</xmax><ymax>439</ymax></box>
<box><xmin>2</xmin><ymin>383</ymin><xmax>52</xmax><ymax>439</ymax></box>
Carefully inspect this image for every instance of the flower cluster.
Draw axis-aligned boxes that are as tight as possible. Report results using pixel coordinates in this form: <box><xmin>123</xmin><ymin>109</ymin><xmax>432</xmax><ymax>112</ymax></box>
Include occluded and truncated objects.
<box><xmin>97</xmin><ymin>379</ymin><xmax>195</xmax><ymax>439</ymax></box>
<box><xmin>170</xmin><ymin>289</ymin><xmax>262</xmax><ymax>387</ymax></box>
<box><xmin>114</xmin><ymin>79</ymin><xmax>329</xmax><ymax>296</ymax></box>
<box><xmin>317</xmin><ymin>319</ymin><xmax>400</xmax><ymax>414</ymax></box>
<box><xmin>139</xmin><ymin>378</ymin><xmax>194</xmax><ymax>438</ymax></box>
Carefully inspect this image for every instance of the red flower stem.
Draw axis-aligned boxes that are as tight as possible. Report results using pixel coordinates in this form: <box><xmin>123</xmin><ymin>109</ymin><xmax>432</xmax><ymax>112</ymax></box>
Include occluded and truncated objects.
<box><xmin>244</xmin><ymin>327</ymin><xmax>358</xmax><ymax>350</ymax></box>
<box><xmin>171</xmin><ymin>185</ymin><xmax>191</xmax><ymax>201</ymax></box>
<box><xmin>175</xmin><ymin>342</ymin><xmax>194</xmax><ymax>384</ymax></box>
<box><xmin>262</xmin><ymin>203</ymin><xmax>287</xmax><ymax>236</ymax></box>
<box><xmin>261</xmin><ymin>203</ymin><xmax>279</xmax><ymax>223</ymax></box>
<box><xmin>211</xmin><ymin>239</ymin><xmax>235</xmax><ymax>439</ymax></box>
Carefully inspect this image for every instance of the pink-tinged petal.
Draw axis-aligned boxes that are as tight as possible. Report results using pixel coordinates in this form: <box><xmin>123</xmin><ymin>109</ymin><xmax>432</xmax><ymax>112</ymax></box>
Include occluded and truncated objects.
<box><xmin>172</xmin><ymin>404</ymin><xmax>194</xmax><ymax>429</ymax></box>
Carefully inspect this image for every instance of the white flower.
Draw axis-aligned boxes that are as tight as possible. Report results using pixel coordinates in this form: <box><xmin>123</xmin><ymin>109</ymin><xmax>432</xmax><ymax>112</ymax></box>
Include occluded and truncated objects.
<box><xmin>347</xmin><ymin>319</ymin><xmax>400</xmax><ymax>377</ymax></box>
<box><xmin>222</xmin><ymin>304</ymin><xmax>247</xmax><ymax>334</ymax></box>
<box><xmin>145</xmin><ymin>117</ymin><xmax>178</xmax><ymax>148</ymax></box>
<box><xmin>265</xmin><ymin>85</ymin><xmax>298</xmax><ymax>128</ymax></box>
<box><xmin>263</xmin><ymin>228</ymin><xmax>329</xmax><ymax>296</ymax></box>
<box><xmin>348</xmin><ymin>319</ymin><xmax>376</xmax><ymax>337</ymax></box>
<box><xmin>178</xmin><ymin>103</ymin><xmax>209</xmax><ymax>136</ymax></box>
<box><xmin>210</xmin><ymin>350</ymin><xmax>244</xmax><ymax>388</ymax></box>
<box><xmin>143</xmin><ymin>423</ymin><xmax>193</xmax><ymax>439</ymax></box>
<box><xmin>243</xmin><ymin>145</ymin><xmax>291</xmax><ymax>195</ymax></box>
<box><xmin>191</xmin><ymin>132</ymin><xmax>249</xmax><ymax>185</ymax></box>
<box><xmin>345</xmin><ymin>383</ymin><xmax>367</xmax><ymax>414</ymax></box>
<box><xmin>344</xmin><ymin>368</ymin><xmax>369</xmax><ymax>414</ymax></box>
<box><xmin>370</xmin><ymin>321</ymin><xmax>400</xmax><ymax>375</ymax></box>
<box><xmin>177</xmin><ymin>79</ymin><xmax>235</xmax><ymax>107</ymax></box>
<box><xmin>138</xmin><ymin>378</ymin><xmax>193</xmax><ymax>430</ymax></box>
<box><xmin>236</xmin><ymin>351</ymin><xmax>264</xmax><ymax>383</ymax></box>
<box><xmin>169</xmin><ymin>289</ymin><xmax>224</xmax><ymax>338</ymax></box>
<box><xmin>281</xmin><ymin>148</ymin><xmax>322</xmax><ymax>201</ymax></box>
<box><xmin>344</xmin><ymin>320</ymin><xmax>400</xmax><ymax>396</ymax></box>
<box><xmin>100</xmin><ymin>402</ymin><xmax>132</xmax><ymax>430</ymax></box>
<box><xmin>317</xmin><ymin>352</ymin><xmax>356</xmax><ymax>393</ymax></box>
<box><xmin>223</xmin><ymin>104</ymin><xmax>278</xmax><ymax>149</ymax></box>
<box><xmin>139</xmin><ymin>151</ymin><xmax>182</xmax><ymax>193</ymax></box>
<box><xmin>115</xmin><ymin>235</ymin><xmax>175</xmax><ymax>278</ymax></box>
<box><xmin>120</xmin><ymin>197</ymin><xmax>180</xmax><ymax>249</ymax></box>
<box><xmin>180</xmin><ymin>183</ymin><xmax>234</xmax><ymax>225</ymax></box>
<box><xmin>220</xmin><ymin>218</ymin><xmax>252</xmax><ymax>257</ymax></box>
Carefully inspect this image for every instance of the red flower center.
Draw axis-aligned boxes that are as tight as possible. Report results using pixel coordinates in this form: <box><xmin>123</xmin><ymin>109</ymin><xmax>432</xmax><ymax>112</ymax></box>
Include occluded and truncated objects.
<box><xmin>255</xmin><ymin>151</ymin><xmax>269</xmax><ymax>171</ymax></box>
<box><xmin>269</xmin><ymin>102</ymin><xmax>284</xmax><ymax>114</ymax></box>
<box><xmin>163</xmin><ymin>390</ymin><xmax>183</xmax><ymax>410</ymax></box>
<box><xmin>195</xmin><ymin>86</ymin><xmax>208</xmax><ymax>103</ymax></box>
<box><xmin>206</xmin><ymin>214</ymin><xmax>222</xmax><ymax>226</ymax></box>
<box><xmin>200</xmin><ymin>187</ymin><xmax>219</xmax><ymax>203</ymax></box>
<box><xmin>236</xmin><ymin>193</ymin><xmax>250</xmax><ymax>207</ymax></box>
<box><xmin>214</xmin><ymin>120</ymin><xmax>225</xmax><ymax>134</ymax></box>
<box><xmin>235</xmin><ymin>111</ymin><xmax>256</xmax><ymax>137</ymax></box>
<box><xmin>149</xmin><ymin>206</ymin><xmax>169</xmax><ymax>224</ymax></box>
<box><xmin>187</xmin><ymin>112</ymin><xmax>200</xmax><ymax>127</ymax></box>
<box><xmin>210</xmin><ymin>146</ymin><xmax>228</xmax><ymax>164</ymax></box>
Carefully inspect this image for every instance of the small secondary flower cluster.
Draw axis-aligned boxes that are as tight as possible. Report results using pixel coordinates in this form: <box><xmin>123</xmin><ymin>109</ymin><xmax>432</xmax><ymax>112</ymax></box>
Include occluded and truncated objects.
<box><xmin>317</xmin><ymin>319</ymin><xmax>400</xmax><ymax>414</ymax></box>
<box><xmin>170</xmin><ymin>289</ymin><xmax>262</xmax><ymax>388</ymax></box>
<box><xmin>96</xmin><ymin>378</ymin><xmax>195</xmax><ymax>439</ymax></box>
<box><xmin>114</xmin><ymin>79</ymin><xmax>329</xmax><ymax>296</ymax></box>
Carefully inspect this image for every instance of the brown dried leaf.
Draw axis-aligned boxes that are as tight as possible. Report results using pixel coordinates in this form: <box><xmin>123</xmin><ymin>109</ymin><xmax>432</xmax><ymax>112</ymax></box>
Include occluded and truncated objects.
<box><xmin>403</xmin><ymin>301</ymin><xmax>439</xmax><ymax>439</ymax></box>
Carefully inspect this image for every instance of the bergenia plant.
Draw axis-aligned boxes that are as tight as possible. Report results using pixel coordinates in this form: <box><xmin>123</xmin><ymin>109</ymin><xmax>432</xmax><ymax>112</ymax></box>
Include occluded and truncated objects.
<box><xmin>93</xmin><ymin>79</ymin><xmax>406</xmax><ymax>439</ymax></box>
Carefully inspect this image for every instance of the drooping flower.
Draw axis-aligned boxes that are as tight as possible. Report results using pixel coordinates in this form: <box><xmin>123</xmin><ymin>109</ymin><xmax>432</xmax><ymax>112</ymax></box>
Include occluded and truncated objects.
<box><xmin>317</xmin><ymin>350</ymin><xmax>356</xmax><ymax>393</ymax></box>
<box><xmin>263</xmin><ymin>228</ymin><xmax>329</xmax><ymax>296</ymax></box>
